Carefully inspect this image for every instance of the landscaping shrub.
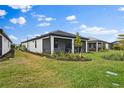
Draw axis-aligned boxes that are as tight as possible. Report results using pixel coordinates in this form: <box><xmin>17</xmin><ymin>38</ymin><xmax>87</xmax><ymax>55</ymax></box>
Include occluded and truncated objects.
<box><xmin>112</xmin><ymin>44</ymin><xmax>124</xmax><ymax>50</ymax></box>
<box><xmin>102</xmin><ymin>52</ymin><xmax>124</xmax><ymax>61</ymax></box>
<box><xmin>51</xmin><ymin>51</ymin><xmax>92</xmax><ymax>61</ymax></box>
<box><xmin>25</xmin><ymin>50</ymin><xmax>92</xmax><ymax>61</ymax></box>
<box><xmin>20</xmin><ymin>45</ymin><xmax>27</xmax><ymax>51</ymax></box>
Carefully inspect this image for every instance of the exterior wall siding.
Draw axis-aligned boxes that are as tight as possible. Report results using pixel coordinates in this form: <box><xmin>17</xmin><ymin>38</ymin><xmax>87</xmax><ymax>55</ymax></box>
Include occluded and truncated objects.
<box><xmin>21</xmin><ymin>42</ymin><xmax>27</xmax><ymax>48</ymax></box>
<box><xmin>1</xmin><ymin>34</ymin><xmax>11</xmax><ymax>56</ymax></box>
<box><xmin>27</xmin><ymin>39</ymin><xmax>42</xmax><ymax>53</ymax></box>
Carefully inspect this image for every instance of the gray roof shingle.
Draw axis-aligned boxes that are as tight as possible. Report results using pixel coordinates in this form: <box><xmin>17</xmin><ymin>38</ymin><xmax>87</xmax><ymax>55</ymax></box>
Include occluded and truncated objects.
<box><xmin>22</xmin><ymin>30</ymin><xmax>89</xmax><ymax>43</ymax></box>
<box><xmin>88</xmin><ymin>36</ymin><xmax>110</xmax><ymax>43</ymax></box>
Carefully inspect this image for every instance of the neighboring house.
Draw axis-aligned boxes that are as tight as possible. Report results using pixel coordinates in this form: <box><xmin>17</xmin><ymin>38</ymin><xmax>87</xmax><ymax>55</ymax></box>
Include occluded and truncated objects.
<box><xmin>111</xmin><ymin>41</ymin><xmax>120</xmax><ymax>45</ymax></box>
<box><xmin>0</xmin><ymin>29</ymin><xmax>12</xmax><ymax>57</ymax></box>
<box><xmin>21</xmin><ymin>30</ymin><xmax>89</xmax><ymax>54</ymax></box>
<box><xmin>110</xmin><ymin>41</ymin><xmax>120</xmax><ymax>49</ymax></box>
<box><xmin>87</xmin><ymin>37</ymin><xmax>110</xmax><ymax>51</ymax></box>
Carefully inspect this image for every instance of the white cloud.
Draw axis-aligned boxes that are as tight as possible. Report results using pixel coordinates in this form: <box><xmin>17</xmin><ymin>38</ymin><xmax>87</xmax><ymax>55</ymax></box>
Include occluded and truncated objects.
<box><xmin>66</xmin><ymin>15</ymin><xmax>78</xmax><ymax>24</ymax></box>
<box><xmin>10</xmin><ymin>17</ymin><xmax>26</xmax><ymax>25</ymax></box>
<box><xmin>70</xmin><ymin>20</ymin><xmax>79</xmax><ymax>24</ymax></box>
<box><xmin>4</xmin><ymin>26</ymin><xmax>14</xmax><ymax>30</ymax></box>
<box><xmin>31</xmin><ymin>13</ymin><xmax>45</xmax><ymax>21</ymax></box>
<box><xmin>45</xmin><ymin>31</ymin><xmax>49</xmax><ymax>34</ymax></box>
<box><xmin>27</xmin><ymin>34</ymin><xmax>40</xmax><ymax>39</ymax></box>
<box><xmin>27</xmin><ymin>35</ymin><xmax>34</xmax><ymax>39</ymax></box>
<box><xmin>31</xmin><ymin>12</ymin><xmax>55</xmax><ymax>27</ymax></box>
<box><xmin>80</xmin><ymin>24</ymin><xmax>87</xmax><ymax>28</ymax></box>
<box><xmin>9</xmin><ymin>35</ymin><xmax>18</xmax><ymax>41</ymax></box>
<box><xmin>118</xmin><ymin>7</ymin><xmax>124</xmax><ymax>11</ymax></box>
<box><xmin>32</xmin><ymin>12</ymin><xmax>56</xmax><ymax>22</ymax></box>
<box><xmin>79</xmin><ymin>24</ymin><xmax>118</xmax><ymax>35</ymax></box>
<box><xmin>9</xmin><ymin>5</ymin><xmax>32</xmax><ymax>13</ymax></box>
<box><xmin>38</xmin><ymin>22</ymin><xmax>50</xmax><ymax>27</ymax></box>
<box><xmin>66</xmin><ymin>15</ymin><xmax>76</xmax><ymax>21</ymax></box>
<box><xmin>0</xmin><ymin>10</ymin><xmax>7</xmax><ymax>17</ymax></box>
<box><xmin>45</xmin><ymin>17</ymin><xmax>56</xmax><ymax>21</ymax></box>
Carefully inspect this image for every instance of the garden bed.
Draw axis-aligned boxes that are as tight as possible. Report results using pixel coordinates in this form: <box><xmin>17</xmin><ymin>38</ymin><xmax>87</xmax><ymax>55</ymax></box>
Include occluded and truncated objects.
<box><xmin>24</xmin><ymin>50</ymin><xmax>92</xmax><ymax>61</ymax></box>
<box><xmin>42</xmin><ymin>52</ymin><xmax>92</xmax><ymax>61</ymax></box>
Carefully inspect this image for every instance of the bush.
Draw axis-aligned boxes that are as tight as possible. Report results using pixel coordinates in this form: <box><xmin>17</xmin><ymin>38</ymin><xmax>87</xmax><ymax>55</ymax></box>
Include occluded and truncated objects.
<box><xmin>20</xmin><ymin>45</ymin><xmax>27</xmax><ymax>51</ymax></box>
<box><xmin>102</xmin><ymin>52</ymin><xmax>124</xmax><ymax>61</ymax></box>
<box><xmin>112</xmin><ymin>44</ymin><xmax>124</xmax><ymax>50</ymax></box>
<box><xmin>51</xmin><ymin>51</ymin><xmax>92</xmax><ymax>61</ymax></box>
<box><xmin>27</xmin><ymin>51</ymin><xmax>92</xmax><ymax>62</ymax></box>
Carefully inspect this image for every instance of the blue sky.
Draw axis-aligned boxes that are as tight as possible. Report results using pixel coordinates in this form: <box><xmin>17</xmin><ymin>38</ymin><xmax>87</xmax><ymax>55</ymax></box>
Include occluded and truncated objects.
<box><xmin>0</xmin><ymin>5</ymin><xmax>124</xmax><ymax>44</ymax></box>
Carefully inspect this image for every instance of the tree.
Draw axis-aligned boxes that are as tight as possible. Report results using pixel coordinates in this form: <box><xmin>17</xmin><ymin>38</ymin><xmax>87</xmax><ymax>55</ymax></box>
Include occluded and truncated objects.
<box><xmin>118</xmin><ymin>34</ymin><xmax>124</xmax><ymax>50</ymax></box>
<box><xmin>74</xmin><ymin>32</ymin><xmax>82</xmax><ymax>53</ymax></box>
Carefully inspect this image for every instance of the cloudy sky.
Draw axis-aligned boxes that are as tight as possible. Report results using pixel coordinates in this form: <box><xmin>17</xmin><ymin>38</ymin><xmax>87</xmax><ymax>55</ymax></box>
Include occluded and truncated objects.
<box><xmin>0</xmin><ymin>5</ymin><xmax>124</xmax><ymax>43</ymax></box>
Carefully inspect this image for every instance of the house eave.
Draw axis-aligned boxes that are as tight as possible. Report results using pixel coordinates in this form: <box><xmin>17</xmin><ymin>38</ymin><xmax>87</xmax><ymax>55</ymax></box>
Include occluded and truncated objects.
<box><xmin>21</xmin><ymin>30</ymin><xmax>89</xmax><ymax>43</ymax></box>
<box><xmin>0</xmin><ymin>29</ymin><xmax>12</xmax><ymax>43</ymax></box>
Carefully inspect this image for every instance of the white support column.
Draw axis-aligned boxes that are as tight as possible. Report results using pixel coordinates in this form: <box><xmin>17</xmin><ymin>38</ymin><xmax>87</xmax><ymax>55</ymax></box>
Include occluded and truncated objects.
<box><xmin>105</xmin><ymin>43</ymin><xmax>109</xmax><ymax>49</ymax></box>
<box><xmin>85</xmin><ymin>40</ymin><xmax>88</xmax><ymax>52</ymax></box>
<box><xmin>72</xmin><ymin>39</ymin><xmax>74</xmax><ymax>53</ymax></box>
<box><xmin>96</xmin><ymin>41</ymin><xmax>98</xmax><ymax>52</ymax></box>
<box><xmin>50</xmin><ymin>36</ymin><xmax>54</xmax><ymax>54</ymax></box>
<box><xmin>41</xmin><ymin>39</ymin><xmax>43</xmax><ymax>53</ymax></box>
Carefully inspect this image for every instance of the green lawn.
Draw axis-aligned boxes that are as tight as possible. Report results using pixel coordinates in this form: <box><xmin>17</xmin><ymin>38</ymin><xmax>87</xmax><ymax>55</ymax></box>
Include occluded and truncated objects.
<box><xmin>0</xmin><ymin>50</ymin><xmax>124</xmax><ymax>88</ymax></box>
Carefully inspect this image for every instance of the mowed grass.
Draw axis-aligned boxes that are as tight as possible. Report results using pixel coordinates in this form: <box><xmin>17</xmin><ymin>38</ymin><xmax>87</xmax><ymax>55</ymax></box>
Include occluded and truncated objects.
<box><xmin>0</xmin><ymin>50</ymin><xmax>124</xmax><ymax>88</ymax></box>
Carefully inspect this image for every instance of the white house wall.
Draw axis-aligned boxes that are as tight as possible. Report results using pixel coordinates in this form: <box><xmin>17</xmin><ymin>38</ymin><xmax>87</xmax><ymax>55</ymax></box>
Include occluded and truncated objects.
<box><xmin>22</xmin><ymin>35</ymin><xmax>89</xmax><ymax>54</ymax></box>
<box><xmin>1</xmin><ymin>35</ymin><xmax>11</xmax><ymax>56</ymax></box>
<box><xmin>26</xmin><ymin>38</ymin><xmax>43</xmax><ymax>53</ymax></box>
<box><xmin>21</xmin><ymin>42</ymin><xmax>27</xmax><ymax>48</ymax></box>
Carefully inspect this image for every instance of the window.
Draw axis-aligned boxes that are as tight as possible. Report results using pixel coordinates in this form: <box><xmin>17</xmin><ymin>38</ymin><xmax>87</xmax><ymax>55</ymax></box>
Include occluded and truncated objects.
<box><xmin>54</xmin><ymin>40</ymin><xmax>58</xmax><ymax>48</ymax></box>
<box><xmin>35</xmin><ymin>40</ymin><xmax>37</xmax><ymax>48</ymax></box>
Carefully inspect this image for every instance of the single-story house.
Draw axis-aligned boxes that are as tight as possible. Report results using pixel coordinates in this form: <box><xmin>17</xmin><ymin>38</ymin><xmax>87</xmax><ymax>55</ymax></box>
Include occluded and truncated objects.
<box><xmin>87</xmin><ymin>37</ymin><xmax>110</xmax><ymax>51</ymax></box>
<box><xmin>0</xmin><ymin>29</ymin><xmax>12</xmax><ymax>57</ymax></box>
<box><xmin>21</xmin><ymin>30</ymin><xmax>89</xmax><ymax>54</ymax></box>
<box><xmin>111</xmin><ymin>41</ymin><xmax>119</xmax><ymax>45</ymax></box>
<box><xmin>110</xmin><ymin>41</ymin><xmax>118</xmax><ymax>49</ymax></box>
<box><xmin>110</xmin><ymin>41</ymin><xmax>122</xmax><ymax>49</ymax></box>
